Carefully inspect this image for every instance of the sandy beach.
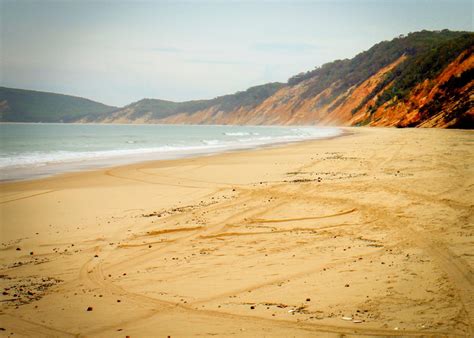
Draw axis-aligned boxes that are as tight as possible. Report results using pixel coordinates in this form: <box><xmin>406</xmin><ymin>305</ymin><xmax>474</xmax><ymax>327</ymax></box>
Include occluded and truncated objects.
<box><xmin>0</xmin><ymin>127</ymin><xmax>473</xmax><ymax>337</ymax></box>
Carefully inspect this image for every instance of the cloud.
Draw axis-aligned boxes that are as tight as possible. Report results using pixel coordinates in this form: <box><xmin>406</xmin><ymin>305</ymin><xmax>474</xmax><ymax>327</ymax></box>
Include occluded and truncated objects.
<box><xmin>183</xmin><ymin>58</ymin><xmax>254</xmax><ymax>66</ymax></box>
<box><xmin>252</xmin><ymin>42</ymin><xmax>318</xmax><ymax>53</ymax></box>
<box><xmin>150</xmin><ymin>46</ymin><xmax>183</xmax><ymax>53</ymax></box>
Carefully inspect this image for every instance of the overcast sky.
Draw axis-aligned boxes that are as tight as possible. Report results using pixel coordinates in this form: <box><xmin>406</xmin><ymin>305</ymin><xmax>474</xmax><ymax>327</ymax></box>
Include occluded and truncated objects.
<box><xmin>1</xmin><ymin>0</ymin><xmax>472</xmax><ymax>106</ymax></box>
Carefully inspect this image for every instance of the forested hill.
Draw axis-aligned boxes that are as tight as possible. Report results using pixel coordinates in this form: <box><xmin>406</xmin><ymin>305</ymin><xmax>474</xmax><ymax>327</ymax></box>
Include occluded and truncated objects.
<box><xmin>2</xmin><ymin>30</ymin><xmax>473</xmax><ymax>128</ymax></box>
<box><xmin>95</xmin><ymin>82</ymin><xmax>285</xmax><ymax>123</ymax></box>
<box><xmin>0</xmin><ymin>87</ymin><xmax>117</xmax><ymax>122</ymax></box>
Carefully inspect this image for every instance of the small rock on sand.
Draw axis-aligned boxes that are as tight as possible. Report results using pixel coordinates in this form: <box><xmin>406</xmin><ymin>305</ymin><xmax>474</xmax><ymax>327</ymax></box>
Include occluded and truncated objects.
<box><xmin>342</xmin><ymin>316</ymin><xmax>352</xmax><ymax>321</ymax></box>
<box><xmin>87</xmin><ymin>307</ymin><xmax>93</xmax><ymax>311</ymax></box>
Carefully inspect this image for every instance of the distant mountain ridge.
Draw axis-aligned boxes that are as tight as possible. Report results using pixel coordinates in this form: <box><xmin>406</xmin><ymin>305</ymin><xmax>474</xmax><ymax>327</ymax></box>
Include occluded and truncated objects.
<box><xmin>0</xmin><ymin>87</ymin><xmax>117</xmax><ymax>122</ymax></box>
<box><xmin>100</xmin><ymin>82</ymin><xmax>285</xmax><ymax>123</ymax></box>
<box><xmin>1</xmin><ymin>30</ymin><xmax>473</xmax><ymax>128</ymax></box>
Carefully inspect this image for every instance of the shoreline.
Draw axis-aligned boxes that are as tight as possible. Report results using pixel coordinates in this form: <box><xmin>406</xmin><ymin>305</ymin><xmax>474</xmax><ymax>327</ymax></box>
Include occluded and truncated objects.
<box><xmin>1</xmin><ymin>127</ymin><xmax>472</xmax><ymax>336</ymax></box>
<box><xmin>0</xmin><ymin>126</ymin><xmax>345</xmax><ymax>183</ymax></box>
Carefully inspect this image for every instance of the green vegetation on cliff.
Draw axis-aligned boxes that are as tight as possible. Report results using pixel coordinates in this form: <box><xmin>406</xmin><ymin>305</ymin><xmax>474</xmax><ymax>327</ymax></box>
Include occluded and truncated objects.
<box><xmin>373</xmin><ymin>33</ymin><xmax>473</xmax><ymax>109</ymax></box>
<box><xmin>287</xmin><ymin>30</ymin><xmax>473</xmax><ymax>114</ymax></box>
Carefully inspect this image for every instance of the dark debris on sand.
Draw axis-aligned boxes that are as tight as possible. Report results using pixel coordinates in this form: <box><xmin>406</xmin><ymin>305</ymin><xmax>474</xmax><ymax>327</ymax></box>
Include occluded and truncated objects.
<box><xmin>0</xmin><ymin>274</ymin><xmax>62</xmax><ymax>307</ymax></box>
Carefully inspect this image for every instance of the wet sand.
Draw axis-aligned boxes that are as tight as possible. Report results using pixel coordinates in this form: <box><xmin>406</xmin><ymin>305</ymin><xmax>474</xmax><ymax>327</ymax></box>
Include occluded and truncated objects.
<box><xmin>0</xmin><ymin>127</ymin><xmax>473</xmax><ymax>337</ymax></box>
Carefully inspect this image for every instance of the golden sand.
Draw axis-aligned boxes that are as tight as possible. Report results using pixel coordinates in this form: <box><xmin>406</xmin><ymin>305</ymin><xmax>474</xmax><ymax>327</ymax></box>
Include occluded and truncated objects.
<box><xmin>0</xmin><ymin>127</ymin><xmax>473</xmax><ymax>336</ymax></box>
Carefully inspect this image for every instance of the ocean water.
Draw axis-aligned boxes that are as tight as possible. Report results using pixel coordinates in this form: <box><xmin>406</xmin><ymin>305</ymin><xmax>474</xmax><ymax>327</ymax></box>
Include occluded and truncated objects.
<box><xmin>0</xmin><ymin>123</ymin><xmax>341</xmax><ymax>181</ymax></box>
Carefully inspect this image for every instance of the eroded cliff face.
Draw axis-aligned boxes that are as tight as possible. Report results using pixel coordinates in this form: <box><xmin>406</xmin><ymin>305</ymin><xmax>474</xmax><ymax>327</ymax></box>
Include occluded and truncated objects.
<box><xmin>88</xmin><ymin>51</ymin><xmax>473</xmax><ymax>128</ymax></box>
<box><xmin>353</xmin><ymin>50</ymin><xmax>474</xmax><ymax>128</ymax></box>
